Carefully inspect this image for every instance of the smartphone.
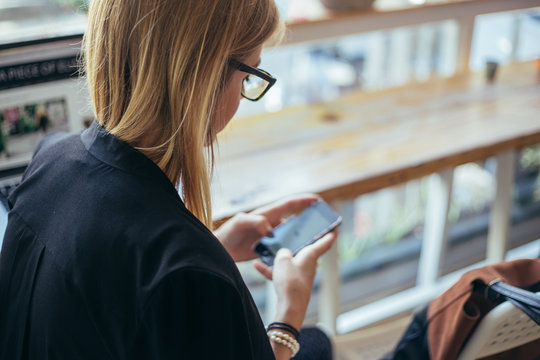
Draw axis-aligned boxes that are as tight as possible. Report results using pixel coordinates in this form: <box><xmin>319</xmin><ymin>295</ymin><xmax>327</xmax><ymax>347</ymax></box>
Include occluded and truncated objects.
<box><xmin>254</xmin><ymin>200</ymin><xmax>342</xmax><ymax>266</ymax></box>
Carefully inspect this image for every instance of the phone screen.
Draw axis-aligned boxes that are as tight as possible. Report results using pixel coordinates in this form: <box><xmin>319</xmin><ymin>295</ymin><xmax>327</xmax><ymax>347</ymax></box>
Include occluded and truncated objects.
<box><xmin>255</xmin><ymin>200</ymin><xmax>341</xmax><ymax>266</ymax></box>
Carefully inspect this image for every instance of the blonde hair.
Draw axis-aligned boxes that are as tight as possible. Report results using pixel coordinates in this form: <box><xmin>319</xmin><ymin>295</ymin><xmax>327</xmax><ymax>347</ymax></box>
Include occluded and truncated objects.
<box><xmin>84</xmin><ymin>0</ymin><xmax>281</xmax><ymax>228</ymax></box>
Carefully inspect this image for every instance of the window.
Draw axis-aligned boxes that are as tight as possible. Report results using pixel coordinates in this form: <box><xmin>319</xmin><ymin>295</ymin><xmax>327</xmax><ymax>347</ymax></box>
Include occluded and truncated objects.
<box><xmin>0</xmin><ymin>0</ymin><xmax>87</xmax><ymax>46</ymax></box>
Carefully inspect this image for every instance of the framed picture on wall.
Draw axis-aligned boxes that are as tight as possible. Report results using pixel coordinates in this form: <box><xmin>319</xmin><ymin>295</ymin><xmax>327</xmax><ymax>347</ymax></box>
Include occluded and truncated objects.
<box><xmin>0</xmin><ymin>35</ymin><xmax>93</xmax><ymax>173</ymax></box>
<box><xmin>0</xmin><ymin>97</ymin><xmax>69</xmax><ymax>161</ymax></box>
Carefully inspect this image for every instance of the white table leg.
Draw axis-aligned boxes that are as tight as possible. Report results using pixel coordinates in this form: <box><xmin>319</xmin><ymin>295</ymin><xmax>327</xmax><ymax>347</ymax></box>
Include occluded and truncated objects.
<box><xmin>487</xmin><ymin>150</ymin><xmax>515</xmax><ymax>263</ymax></box>
<box><xmin>319</xmin><ymin>200</ymin><xmax>351</xmax><ymax>335</ymax></box>
<box><xmin>456</xmin><ymin>15</ymin><xmax>475</xmax><ymax>74</ymax></box>
<box><xmin>417</xmin><ymin>168</ymin><xmax>454</xmax><ymax>287</ymax></box>
<box><xmin>319</xmin><ymin>238</ymin><xmax>339</xmax><ymax>335</ymax></box>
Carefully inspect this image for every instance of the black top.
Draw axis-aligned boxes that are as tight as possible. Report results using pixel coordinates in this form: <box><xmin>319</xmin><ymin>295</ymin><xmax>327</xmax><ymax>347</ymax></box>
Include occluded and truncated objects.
<box><xmin>0</xmin><ymin>122</ymin><xmax>274</xmax><ymax>360</ymax></box>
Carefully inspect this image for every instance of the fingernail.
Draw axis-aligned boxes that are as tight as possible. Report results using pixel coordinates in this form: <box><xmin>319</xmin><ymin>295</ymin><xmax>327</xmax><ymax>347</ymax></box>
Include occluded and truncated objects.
<box><xmin>277</xmin><ymin>248</ymin><xmax>292</xmax><ymax>257</ymax></box>
<box><xmin>266</xmin><ymin>231</ymin><xmax>274</xmax><ymax>238</ymax></box>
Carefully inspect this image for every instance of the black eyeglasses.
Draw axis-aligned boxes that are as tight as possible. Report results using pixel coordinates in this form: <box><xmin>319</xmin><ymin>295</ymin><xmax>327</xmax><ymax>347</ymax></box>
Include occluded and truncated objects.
<box><xmin>229</xmin><ymin>59</ymin><xmax>276</xmax><ymax>101</ymax></box>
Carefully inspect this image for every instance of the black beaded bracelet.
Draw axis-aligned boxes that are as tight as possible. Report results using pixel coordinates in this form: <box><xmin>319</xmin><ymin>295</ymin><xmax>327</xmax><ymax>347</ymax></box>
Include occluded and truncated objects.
<box><xmin>268</xmin><ymin>325</ymin><xmax>299</xmax><ymax>339</ymax></box>
<box><xmin>267</xmin><ymin>321</ymin><xmax>300</xmax><ymax>339</ymax></box>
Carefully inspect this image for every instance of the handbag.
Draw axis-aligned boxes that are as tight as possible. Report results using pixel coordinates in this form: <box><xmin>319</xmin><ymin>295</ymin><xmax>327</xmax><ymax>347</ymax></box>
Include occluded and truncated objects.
<box><xmin>386</xmin><ymin>259</ymin><xmax>540</xmax><ymax>360</ymax></box>
<box><xmin>483</xmin><ymin>280</ymin><xmax>540</xmax><ymax>326</ymax></box>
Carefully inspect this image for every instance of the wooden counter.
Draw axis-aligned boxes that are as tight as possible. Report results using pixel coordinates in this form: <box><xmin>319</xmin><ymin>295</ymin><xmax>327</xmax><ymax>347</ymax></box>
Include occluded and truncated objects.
<box><xmin>213</xmin><ymin>61</ymin><xmax>540</xmax><ymax>219</ymax></box>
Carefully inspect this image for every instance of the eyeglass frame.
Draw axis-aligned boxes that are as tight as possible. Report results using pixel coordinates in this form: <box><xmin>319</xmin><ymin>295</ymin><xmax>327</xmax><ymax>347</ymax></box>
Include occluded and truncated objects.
<box><xmin>228</xmin><ymin>58</ymin><xmax>276</xmax><ymax>101</ymax></box>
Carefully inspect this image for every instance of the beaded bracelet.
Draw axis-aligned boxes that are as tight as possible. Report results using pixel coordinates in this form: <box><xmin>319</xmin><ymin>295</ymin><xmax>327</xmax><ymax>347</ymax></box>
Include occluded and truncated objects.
<box><xmin>267</xmin><ymin>321</ymin><xmax>300</xmax><ymax>339</ymax></box>
<box><xmin>268</xmin><ymin>330</ymin><xmax>300</xmax><ymax>357</ymax></box>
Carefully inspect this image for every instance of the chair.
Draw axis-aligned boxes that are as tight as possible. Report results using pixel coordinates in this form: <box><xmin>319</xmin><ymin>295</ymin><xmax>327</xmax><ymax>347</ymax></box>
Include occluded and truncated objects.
<box><xmin>457</xmin><ymin>293</ymin><xmax>540</xmax><ymax>360</ymax></box>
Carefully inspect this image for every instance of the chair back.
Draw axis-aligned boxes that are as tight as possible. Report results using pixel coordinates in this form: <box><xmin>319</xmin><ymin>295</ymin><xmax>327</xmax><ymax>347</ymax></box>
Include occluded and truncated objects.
<box><xmin>457</xmin><ymin>293</ymin><xmax>540</xmax><ymax>360</ymax></box>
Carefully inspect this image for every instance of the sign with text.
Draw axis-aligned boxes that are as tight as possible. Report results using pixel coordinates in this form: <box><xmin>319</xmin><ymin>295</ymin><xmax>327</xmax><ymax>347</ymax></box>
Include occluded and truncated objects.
<box><xmin>0</xmin><ymin>56</ymin><xmax>79</xmax><ymax>91</ymax></box>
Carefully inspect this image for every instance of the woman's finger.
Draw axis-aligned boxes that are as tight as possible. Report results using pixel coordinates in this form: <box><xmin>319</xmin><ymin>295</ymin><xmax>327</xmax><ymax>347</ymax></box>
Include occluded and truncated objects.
<box><xmin>253</xmin><ymin>194</ymin><xmax>320</xmax><ymax>224</ymax></box>
<box><xmin>296</xmin><ymin>231</ymin><xmax>338</xmax><ymax>263</ymax></box>
<box><xmin>274</xmin><ymin>248</ymin><xmax>294</xmax><ymax>264</ymax></box>
<box><xmin>253</xmin><ymin>259</ymin><xmax>273</xmax><ymax>280</ymax></box>
<box><xmin>250</xmin><ymin>214</ymin><xmax>274</xmax><ymax>237</ymax></box>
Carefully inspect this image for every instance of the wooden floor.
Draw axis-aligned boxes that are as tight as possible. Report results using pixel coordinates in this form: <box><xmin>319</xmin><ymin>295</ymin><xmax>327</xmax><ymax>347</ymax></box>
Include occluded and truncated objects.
<box><xmin>333</xmin><ymin>314</ymin><xmax>412</xmax><ymax>360</ymax></box>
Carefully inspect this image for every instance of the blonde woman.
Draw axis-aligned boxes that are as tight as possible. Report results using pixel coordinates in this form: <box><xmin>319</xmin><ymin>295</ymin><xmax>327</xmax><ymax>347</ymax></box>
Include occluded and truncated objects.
<box><xmin>0</xmin><ymin>1</ymin><xmax>336</xmax><ymax>359</ymax></box>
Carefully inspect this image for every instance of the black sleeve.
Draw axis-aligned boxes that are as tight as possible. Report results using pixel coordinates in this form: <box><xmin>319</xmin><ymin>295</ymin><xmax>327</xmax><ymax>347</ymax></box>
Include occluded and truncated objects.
<box><xmin>132</xmin><ymin>269</ymin><xmax>265</xmax><ymax>360</ymax></box>
<box><xmin>19</xmin><ymin>132</ymin><xmax>70</xmax><ymax>184</ymax></box>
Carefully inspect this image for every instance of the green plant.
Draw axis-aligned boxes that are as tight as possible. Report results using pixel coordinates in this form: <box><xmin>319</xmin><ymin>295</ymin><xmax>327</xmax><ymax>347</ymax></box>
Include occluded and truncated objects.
<box><xmin>521</xmin><ymin>145</ymin><xmax>540</xmax><ymax>171</ymax></box>
<box><xmin>52</xmin><ymin>0</ymin><xmax>89</xmax><ymax>12</ymax></box>
<box><xmin>520</xmin><ymin>146</ymin><xmax>540</xmax><ymax>202</ymax></box>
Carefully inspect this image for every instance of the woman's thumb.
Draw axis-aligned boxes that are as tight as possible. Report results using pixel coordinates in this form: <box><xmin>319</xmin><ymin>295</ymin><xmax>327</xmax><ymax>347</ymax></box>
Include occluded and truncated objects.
<box><xmin>274</xmin><ymin>248</ymin><xmax>293</xmax><ymax>265</ymax></box>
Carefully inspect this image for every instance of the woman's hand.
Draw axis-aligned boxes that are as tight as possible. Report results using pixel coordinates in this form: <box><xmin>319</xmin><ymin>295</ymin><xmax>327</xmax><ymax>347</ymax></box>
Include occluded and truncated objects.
<box><xmin>213</xmin><ymin>194</ymin><xmax>319</xmax><ymax>262</ymax></box>
<box><xmin>254</xmin><ymin>231</ymin><xmax>337</xmax><ymax>330</ymax></box>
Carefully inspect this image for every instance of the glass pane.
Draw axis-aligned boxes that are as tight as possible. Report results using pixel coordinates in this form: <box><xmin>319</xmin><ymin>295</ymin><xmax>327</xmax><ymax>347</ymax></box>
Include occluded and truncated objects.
<box><xmin>0</xmin><ymin>0</ymin><xmax>88</xmax><ymax>46</ymax></box>
<box><xmin>516</xmin><ymin>9</ymin><xmax>540</xmax><ymax>61</ymax></box>
<box><xmin>236</xmin><ymin>21</ymin><xmax>458</xmax><ymax>118</ymax></box>
<box><xmin>470</xmin><ymin>11</ymin><xmax>515</xmax><ymax>71</ymax></box>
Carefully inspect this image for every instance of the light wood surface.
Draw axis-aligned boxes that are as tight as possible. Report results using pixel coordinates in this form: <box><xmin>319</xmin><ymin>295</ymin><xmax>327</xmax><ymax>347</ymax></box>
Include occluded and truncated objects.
<box><xmin>212</xmin><ymin>61</ymin><xmax>540</xmax><ymax>219</ymax></box>
<box><xmin>333</xmin><ymin>314</ymin><xmax>412</xmax><ymax>360</ymax></box>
